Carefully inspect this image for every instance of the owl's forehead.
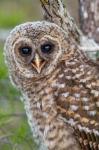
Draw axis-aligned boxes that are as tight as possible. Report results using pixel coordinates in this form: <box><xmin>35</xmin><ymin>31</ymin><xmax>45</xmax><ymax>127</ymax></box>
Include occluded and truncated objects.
<box><xmin>11</xmin><ymin>21</ymin><xmax>60</xmax><ymax>40</ymax></box>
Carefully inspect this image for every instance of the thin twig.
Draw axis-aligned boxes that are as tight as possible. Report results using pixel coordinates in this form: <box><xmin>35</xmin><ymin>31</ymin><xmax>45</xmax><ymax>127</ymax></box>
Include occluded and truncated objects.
<box><xmin>0</xmin><ymin>134</ymin><xmax>13</xmax><ymax>141</ymax></box>
<box><xmin>79</xmin><ymin>46</ymin><xmax>99</xmax><ymax>52</ymax></box>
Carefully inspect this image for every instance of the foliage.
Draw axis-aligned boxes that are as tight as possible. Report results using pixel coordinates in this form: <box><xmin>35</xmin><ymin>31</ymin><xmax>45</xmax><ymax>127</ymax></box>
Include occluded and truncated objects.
<box><xmin>0</xmin><ymin>0</ymin><xmax>40</xmax><ymax>28</ymax></box>
<box><xmin>0</xmin><ymin>0</ymin><xmax>41</xmax><ymax>149</ymax></box>
<box><xmin>0</xmin><ymin>11</ymin><xmax>26</xmax><ymax>29</ymax></box>
<box><xmin>0</xmin><ymin>42</ymin><xmax>37</xmax><ymax>149</ymax></box>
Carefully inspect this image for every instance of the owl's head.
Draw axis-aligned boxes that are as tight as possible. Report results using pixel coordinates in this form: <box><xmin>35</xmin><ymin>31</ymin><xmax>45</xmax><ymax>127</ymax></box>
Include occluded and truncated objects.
<box><xmin>4</xmin><ymin>21</ymin><xmax>68</xmax><ymax>84</ymax></box>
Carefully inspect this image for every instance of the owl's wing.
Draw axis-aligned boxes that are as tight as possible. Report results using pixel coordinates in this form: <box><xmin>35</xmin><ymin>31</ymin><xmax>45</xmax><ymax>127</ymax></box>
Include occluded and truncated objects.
<box><xmin>56</xmin><ymin>54</ymin><xmax>99</xmax><ymax>150</ymax></box>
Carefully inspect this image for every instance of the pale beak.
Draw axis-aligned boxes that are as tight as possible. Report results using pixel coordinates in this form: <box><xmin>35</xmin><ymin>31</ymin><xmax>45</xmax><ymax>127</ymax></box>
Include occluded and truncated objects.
<box><xmin>31</xmin><ymin>53</ymin><xmax>46</xmax><ymax>73</ymax></box>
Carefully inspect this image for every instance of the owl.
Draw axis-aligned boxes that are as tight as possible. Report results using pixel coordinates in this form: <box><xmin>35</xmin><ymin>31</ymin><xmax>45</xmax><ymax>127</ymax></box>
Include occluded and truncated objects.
<box><xmin>4</xmin><ymin>21</ymin><xmax>99</xmax><ymax>150</ymax></box>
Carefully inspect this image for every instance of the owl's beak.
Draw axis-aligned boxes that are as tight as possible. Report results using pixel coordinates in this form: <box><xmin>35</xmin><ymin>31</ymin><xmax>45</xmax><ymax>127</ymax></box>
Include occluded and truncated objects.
<box><xmin>31</xmin><ymin>53</ymin><xmax>46</xmax><ymax>73</ymax></box>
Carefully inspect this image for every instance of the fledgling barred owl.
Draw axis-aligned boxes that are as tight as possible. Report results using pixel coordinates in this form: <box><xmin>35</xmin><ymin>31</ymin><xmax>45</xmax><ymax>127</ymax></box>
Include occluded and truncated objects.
<box><xmin>4</xmin><ymin>21</ymin><xmax>99</xmax><ymax>150</ymax></box>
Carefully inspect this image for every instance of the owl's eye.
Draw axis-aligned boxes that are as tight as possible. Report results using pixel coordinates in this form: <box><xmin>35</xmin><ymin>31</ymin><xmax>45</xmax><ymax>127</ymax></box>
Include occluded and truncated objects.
<box><xmin>19</xmin><ymin>46</ymin><xmax>32</xmax><ymax>56</ymax></box>
<box><xmin>41</xmin><ymin>42</ymin><xmax>54</xmax><ymax>54</ymax></box>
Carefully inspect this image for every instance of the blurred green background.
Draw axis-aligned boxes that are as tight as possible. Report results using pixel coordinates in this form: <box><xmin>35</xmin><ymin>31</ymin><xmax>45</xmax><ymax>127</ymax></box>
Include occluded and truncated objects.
<box><xmin>0</xmin><ymin>0</ymin><xmax>42</xmax><ymax>150</ymax></box>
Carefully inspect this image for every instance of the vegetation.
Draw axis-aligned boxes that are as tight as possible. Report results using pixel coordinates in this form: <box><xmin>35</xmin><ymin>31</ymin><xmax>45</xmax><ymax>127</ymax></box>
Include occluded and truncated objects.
<box><xmin>0</xmin><ymin>42</ymin><xmax>37</xmax><ymax>149</ymax></box>
<box><xmin>0</xmin><ymin>0</ymin><xmax>40</xmax><ymax>149</ymax></box>
<box><xmin>0</xmin><ymin>0</ymin><xmax>41</xmax><ymax>28</ymax></box>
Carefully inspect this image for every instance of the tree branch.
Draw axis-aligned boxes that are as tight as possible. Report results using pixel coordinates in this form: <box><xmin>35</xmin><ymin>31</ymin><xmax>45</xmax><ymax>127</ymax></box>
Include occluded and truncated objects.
<box><xmin>40</xmin><ymin>0</ymin><xmax>81</xmax><ymax>43</ymax></box>
<box><xmin>79</xmin><ymin>0</ymin><xmax>99</xmax><ymax>43</ymax></box>
<box><xmin>39</xmin><ymin>0</ymin><xmax>99</xmax><ymax>62</ymax></box>
<box><xmin>79</xmin><ymin>46</ymin><xmax>99</xmax><ymax>52</ymax></box>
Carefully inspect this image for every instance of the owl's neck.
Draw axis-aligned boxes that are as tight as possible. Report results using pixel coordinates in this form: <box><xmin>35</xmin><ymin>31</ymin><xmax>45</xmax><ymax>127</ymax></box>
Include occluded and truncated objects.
<box><xmin>22</xmin><ymin>69</ymin><xmax>60</xmax><ymax>148</ymax></box>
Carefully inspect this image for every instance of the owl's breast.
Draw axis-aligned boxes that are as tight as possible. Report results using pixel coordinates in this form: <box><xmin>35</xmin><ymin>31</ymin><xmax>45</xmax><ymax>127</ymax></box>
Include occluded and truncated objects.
<box><xmin>49</xmin><ymin>61</ymin><xmax>99</xmax><ymax>149</ymax></box>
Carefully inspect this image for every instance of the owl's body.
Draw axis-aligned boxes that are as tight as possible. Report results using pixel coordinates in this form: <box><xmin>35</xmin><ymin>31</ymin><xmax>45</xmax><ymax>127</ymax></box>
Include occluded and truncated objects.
<box><xmin>4</xmin><ymin>21</ymin><xmax>99</xmax><ymax>150</ymax></box>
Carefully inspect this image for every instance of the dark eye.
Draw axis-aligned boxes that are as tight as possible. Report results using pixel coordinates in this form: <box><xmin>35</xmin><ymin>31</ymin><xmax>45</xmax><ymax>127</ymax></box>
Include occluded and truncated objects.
<box><xmin>41</xmin><ymin>42</ymin><xmax>54</xmax><ymax>54</ymax></box>
<box><xmin>19</xmin><ymin>46</ymin><xmax>32</xmax><ymax>56</ymax></box>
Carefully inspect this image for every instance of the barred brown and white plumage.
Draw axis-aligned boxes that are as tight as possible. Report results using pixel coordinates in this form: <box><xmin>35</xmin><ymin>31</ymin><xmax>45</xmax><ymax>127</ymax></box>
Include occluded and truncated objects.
<box><xmin>4</xmin><ymin>21</ymin><xmax>99</xmax><ymax>150</ymax></box>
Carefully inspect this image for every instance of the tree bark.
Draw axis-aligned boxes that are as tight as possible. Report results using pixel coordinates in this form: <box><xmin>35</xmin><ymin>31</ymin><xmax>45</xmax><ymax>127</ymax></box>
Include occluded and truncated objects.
<box><xmin>39</xmin><ymin>0</ymin><xmax>99</xmax><ymax>54</ymax></box>
<box><xmin>79</xmin><ymin>0</ymin><xmax>99</xmax><ymax>43</ymax></box>
<box><xmin>40</xmin><ymin>0</ymin><xmax>82</xmax><ymax>44</ymax></box>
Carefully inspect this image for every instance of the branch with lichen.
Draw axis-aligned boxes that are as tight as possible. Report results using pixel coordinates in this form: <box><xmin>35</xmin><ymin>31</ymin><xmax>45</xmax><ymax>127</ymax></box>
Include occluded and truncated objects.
<box><xmin>39</xmin><ymin>0</ymin><xmax>99</xmax><ymax>57</ymax></box>
<box><xmin>40</xmin><ymin>0</ymin><xmax>81</xmax><ymax>43</ymax></box>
